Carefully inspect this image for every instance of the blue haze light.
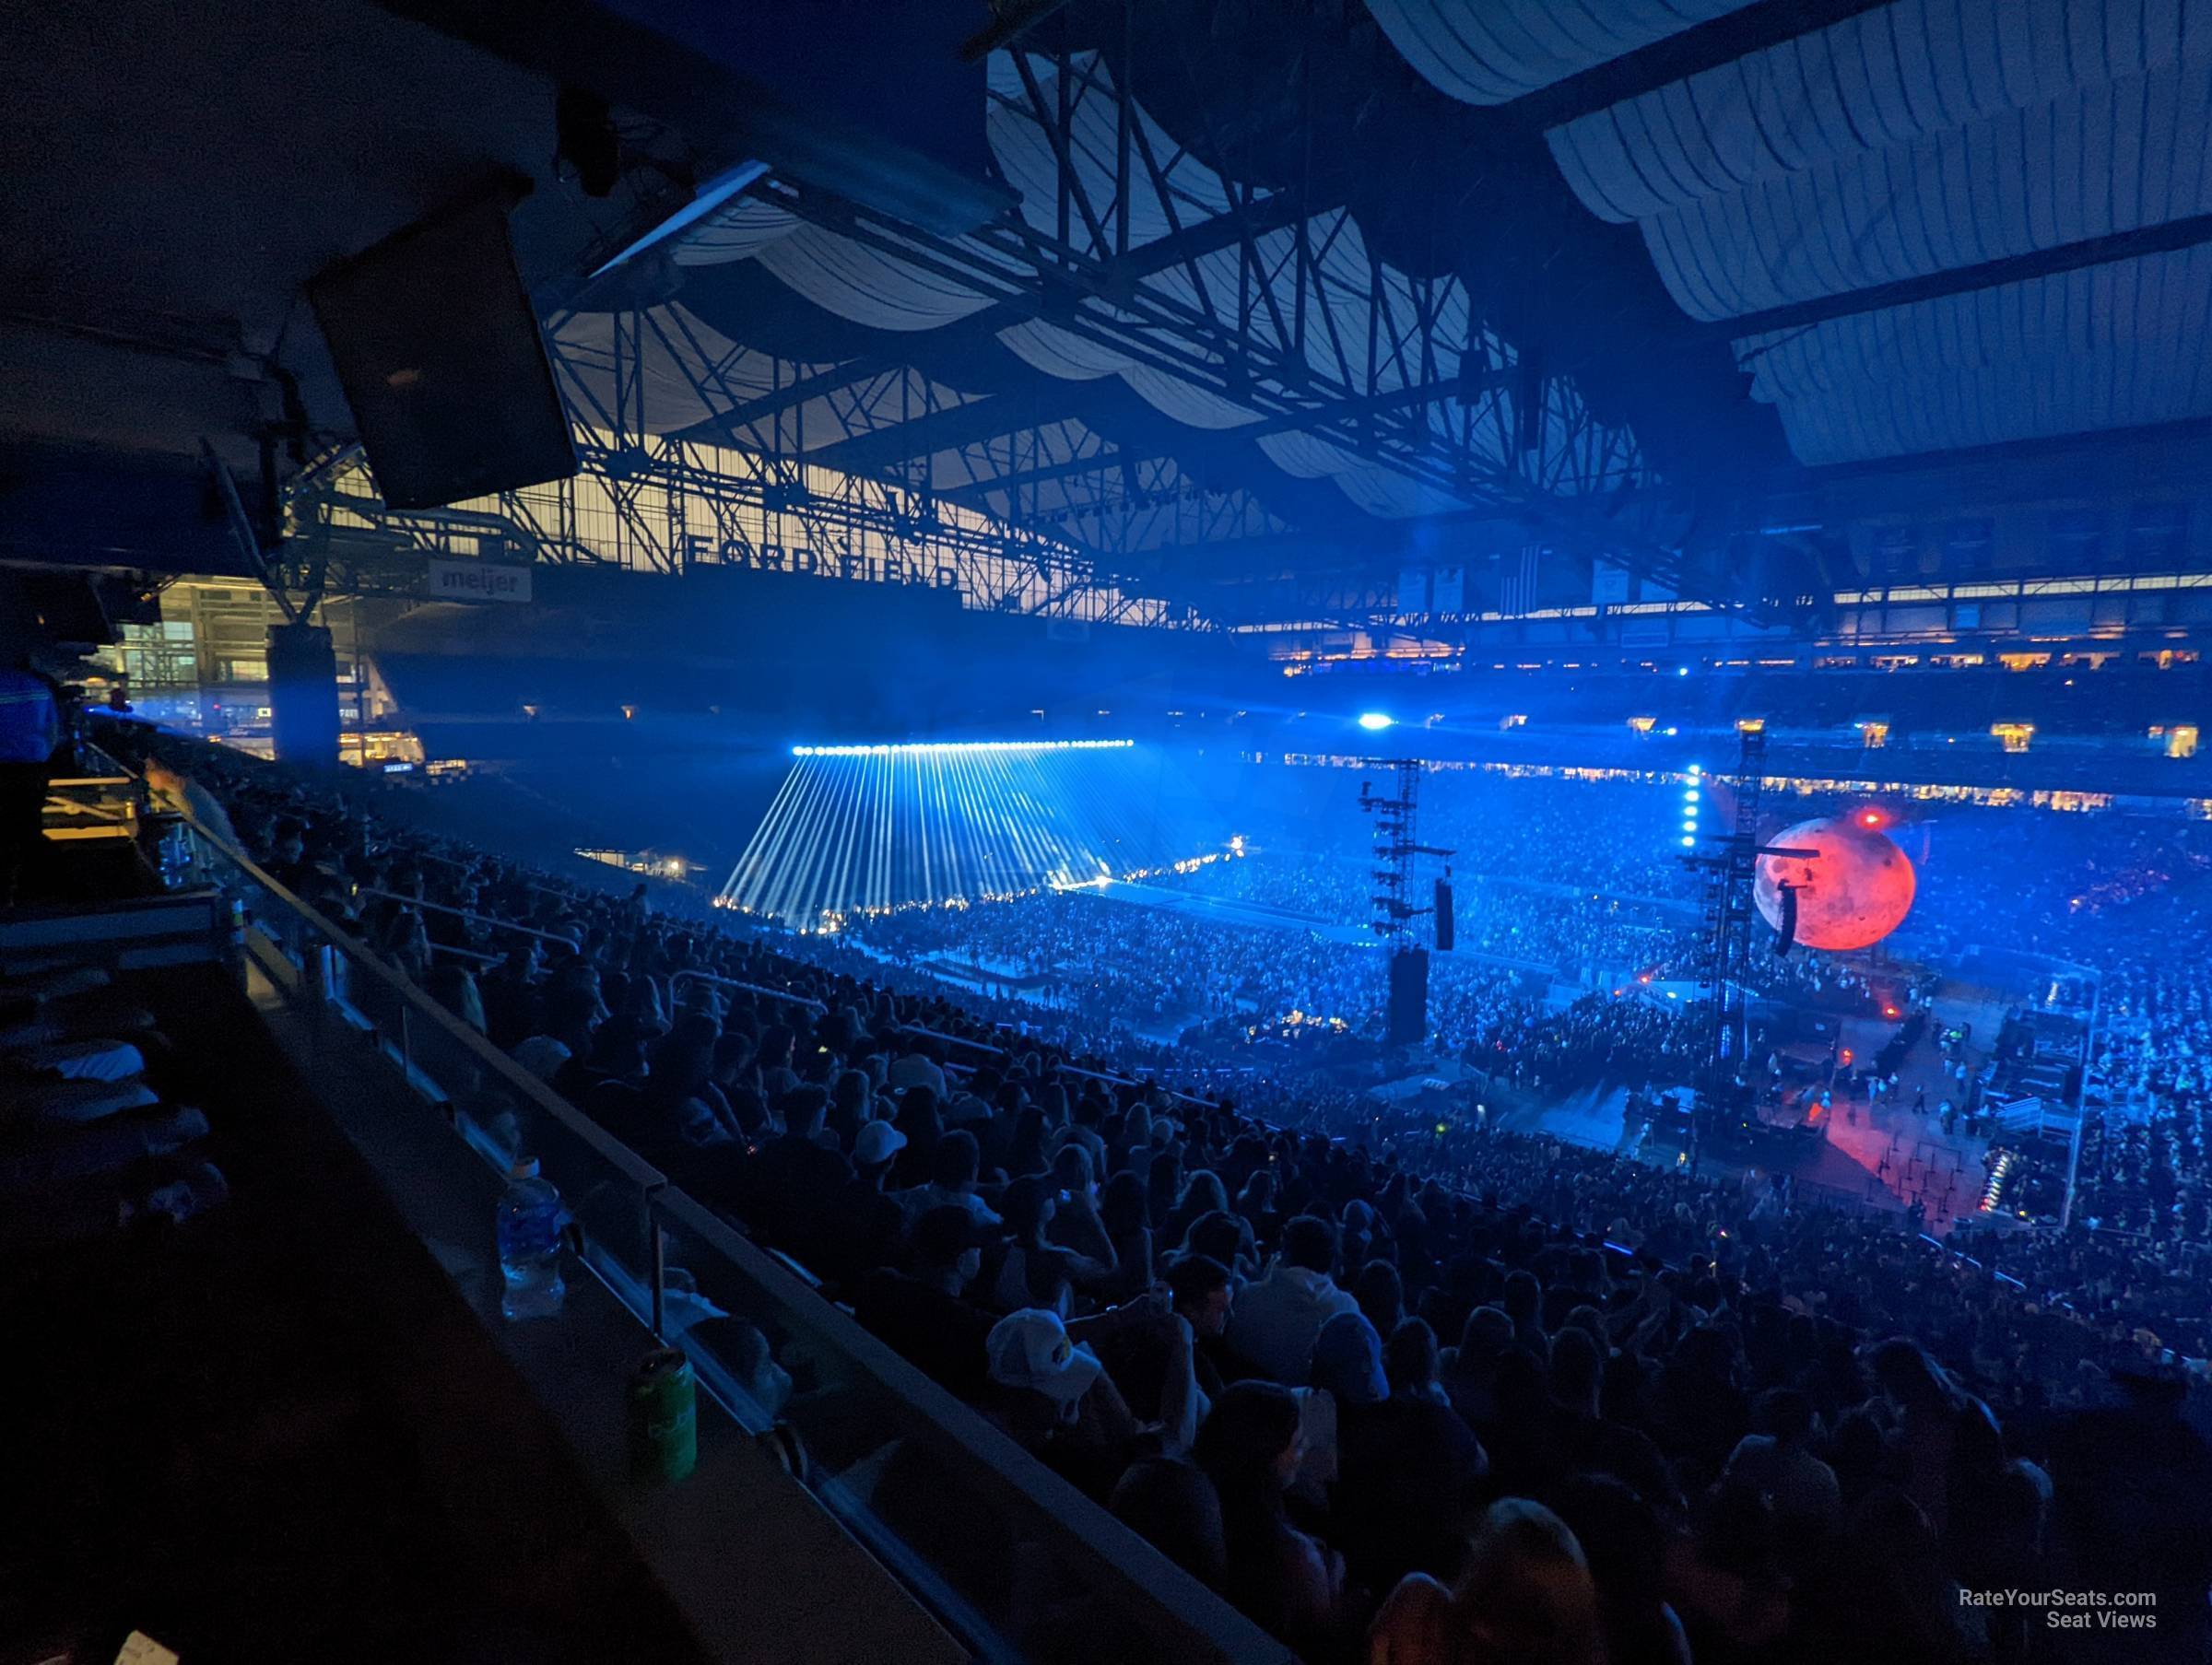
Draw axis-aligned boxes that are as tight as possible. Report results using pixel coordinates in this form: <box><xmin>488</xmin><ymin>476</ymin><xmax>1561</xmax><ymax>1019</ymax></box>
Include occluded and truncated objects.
<box><xmin>1357</xmin><ymin>712</ymin><xmax>1395</xmax><ymax>732</ymax></box>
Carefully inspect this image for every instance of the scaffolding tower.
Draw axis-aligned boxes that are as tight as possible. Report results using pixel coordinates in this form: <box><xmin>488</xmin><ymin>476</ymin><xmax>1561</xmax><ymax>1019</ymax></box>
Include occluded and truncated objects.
<box><xmin>1683</xmin><ymin>728</ymin><xmax>1771</xmax><ymax>1082</ymax></box>
<box><xmin>1359</xmin><ymin>758</ymin><xmax>1454</xmax><ymax>1049</ymax></box>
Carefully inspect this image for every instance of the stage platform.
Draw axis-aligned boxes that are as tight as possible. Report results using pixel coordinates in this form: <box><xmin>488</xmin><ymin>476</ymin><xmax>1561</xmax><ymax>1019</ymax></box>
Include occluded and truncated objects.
<box><xmin>1500</xmin><ymin>977</ymin><xmax>2009</xmax><ymax>1230</ymax></box>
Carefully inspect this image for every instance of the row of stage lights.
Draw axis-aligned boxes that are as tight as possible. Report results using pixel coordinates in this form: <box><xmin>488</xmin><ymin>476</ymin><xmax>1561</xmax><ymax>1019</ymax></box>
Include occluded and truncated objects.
<box><xmin>789</xmin><ymin>738</ymin><xmax>1136</xmax><ymax>757</ymax></box>
<box><xmin>1680</xmin><ymin>762</ymin><xmax>1703</xmax><ymax>848</ymax></box>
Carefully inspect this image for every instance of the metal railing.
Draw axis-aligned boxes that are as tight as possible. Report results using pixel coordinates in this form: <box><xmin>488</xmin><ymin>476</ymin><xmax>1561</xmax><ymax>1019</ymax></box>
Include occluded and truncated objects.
<box><xmin>173</xmin><ymin>806</ymin><xmax>1289</xmax><ymax>1665</ymax></box>
<box><xmin>354</xmin><ymin>886</ymin><xmax>581</xmax><ymax>953</ymax></box>
<box><xmin>669</xmin><ymin>968</ymin><xmax>827</xmax><ymax>1015</ymax></box>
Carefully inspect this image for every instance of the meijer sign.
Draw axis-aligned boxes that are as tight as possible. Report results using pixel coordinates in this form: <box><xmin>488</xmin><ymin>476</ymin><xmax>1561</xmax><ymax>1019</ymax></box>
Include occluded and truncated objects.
<box><xmin>426</xmin><ymin>560</ymin><xmax>532</xmax><ymax>604</ymax></box>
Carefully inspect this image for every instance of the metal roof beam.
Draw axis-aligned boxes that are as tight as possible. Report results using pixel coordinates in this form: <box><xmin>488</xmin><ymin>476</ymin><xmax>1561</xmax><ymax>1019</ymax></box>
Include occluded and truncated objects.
<box><xmin>1707</xmin><ymin>210</ymin><xmax>2212</xmax><ymax>341</ymax></box>
<box><xmin>1509</xmin><ymin>0</ymin><xmax>1899</xmax><ymax>129</ymax></box>
<box><xmin>938</xmin><ymin>448</ymin><xmax>1137</xmax><ymax>502</ymax></box>
<box><xmin>803</xmin><ymin>380</ymin><xmax>1110</xmax><ymax>473</ymax></box>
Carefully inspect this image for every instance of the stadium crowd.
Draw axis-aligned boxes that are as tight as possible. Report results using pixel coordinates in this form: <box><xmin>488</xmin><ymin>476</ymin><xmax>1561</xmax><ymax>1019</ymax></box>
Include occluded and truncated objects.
<box><xmin>105</xmin><ymin>726</ymin><xmax>2212</xmax><ymax>1665</ymax></box>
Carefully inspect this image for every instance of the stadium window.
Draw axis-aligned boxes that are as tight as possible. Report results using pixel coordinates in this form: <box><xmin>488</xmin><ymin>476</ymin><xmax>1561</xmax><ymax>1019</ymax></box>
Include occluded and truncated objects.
<box><xmin>1858</xmin><ymin>721</ymin><xmax>1890</xmax><ymax>749</ymax></box>
<box><xmin>2166</xmin><ymin>725</ymin><xmax>2200</xmax><ymax>760</ymax></box>
<box><xmin>1992</xmin><ymin>722</ymin><xmax>2034</xmax><ymax>754</ymax></box>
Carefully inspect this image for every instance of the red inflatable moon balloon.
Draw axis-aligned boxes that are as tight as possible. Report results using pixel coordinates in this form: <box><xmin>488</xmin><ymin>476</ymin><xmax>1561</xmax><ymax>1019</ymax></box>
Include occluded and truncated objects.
<box><xmin>1754</xmin><ymin>816</ymin><xmax>1916</xmax><ymax>952</ymax></box>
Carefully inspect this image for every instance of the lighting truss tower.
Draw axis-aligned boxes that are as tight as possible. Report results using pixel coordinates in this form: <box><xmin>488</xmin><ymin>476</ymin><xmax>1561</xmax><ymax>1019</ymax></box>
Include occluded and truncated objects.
<box><xmin>1359</xmin><ymin>759</ymin><xmax>1455</xmax><ymax>1048</ymax></box>
<box><xmin>1681</xmin><ymin>728</ymin><xmax>1771</xmax><ymax>1083</ymax></box>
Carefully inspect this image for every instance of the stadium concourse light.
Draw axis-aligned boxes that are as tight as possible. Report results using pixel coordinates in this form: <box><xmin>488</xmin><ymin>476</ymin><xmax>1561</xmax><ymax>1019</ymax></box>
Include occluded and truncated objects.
<box><xmin>1356</xmin><ymin>712</ymin><xmax>1395</xmax><ymax>732</ymax></box>
<box><xmin>790</xmin><ymin>739</ymin><xmax>1135</xmax><ymax>756</ymax></box>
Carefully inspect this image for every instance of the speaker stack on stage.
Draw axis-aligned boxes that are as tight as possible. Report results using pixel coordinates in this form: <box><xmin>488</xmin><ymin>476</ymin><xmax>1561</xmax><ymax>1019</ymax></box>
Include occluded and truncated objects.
<box><xmin>1387</xmin><ymin>948</ymin><xmax>1430</xmax><ymax>1049</ymax></box>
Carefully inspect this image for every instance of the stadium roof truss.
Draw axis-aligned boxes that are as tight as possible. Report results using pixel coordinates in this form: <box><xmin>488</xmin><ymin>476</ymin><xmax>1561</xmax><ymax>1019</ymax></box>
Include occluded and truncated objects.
<box><xmin>518</xmin><ymin>41</ymin><xmax>1712</xmax><ymax>623</ymax></box>
<box><xmin>290</xmin><ymin>0</ymin><xmax>2212</xmax><ymax>635</ymax></box>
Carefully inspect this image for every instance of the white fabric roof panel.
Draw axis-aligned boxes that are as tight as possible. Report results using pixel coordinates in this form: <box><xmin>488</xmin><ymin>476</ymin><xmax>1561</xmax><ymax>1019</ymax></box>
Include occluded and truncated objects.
<box><xmin>1738</xmin><ymin>242</ymin><xmax>2212</xmax><ymax>396</ymax></box>
<box><xmin>1620</xmin><ymin>48</ymin><xmax>2212</xmax><ymax>322</ymax></box>
<box><xmin>673</xmin><ymin>196</ymin><xmax>800</xmax><ymax>267</ymax></box>
<box><xmin>753</xmin><ymin>221</ymin><xmax>1003</xmax><ymax>332</ymax></box>
<box><xmin>1739</xmin><ymin>243</ymin><xmax>2212</xmax><ymax>460</ymax></box>
<box><xmin>553</xmin><ymin>306</ymin><xmax>971</xmax><ymax>449</ymax></box>
<box><xmin>1549</xmin><ymin>0</ymin><xmax>2212</xmax><ymax>225</ymax></box>
<box><xmin>1755</xmin><ymin>307</ymin><xmax>2212</xmax><ymax>462</ymax></box>
<box><xmin>1364</xmin><ymin>0</ymin><xmax>1757</xmax><ymax>106</ymax></box>
<box><xmin>1471</xmin><ymin>0</ymin><xmax>2212</xmax><ymax>463</ymax></box>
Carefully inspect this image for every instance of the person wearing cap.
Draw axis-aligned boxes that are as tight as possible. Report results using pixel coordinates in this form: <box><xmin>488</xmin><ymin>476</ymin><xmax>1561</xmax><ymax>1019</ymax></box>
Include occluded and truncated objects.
<box><xmin>887</xmin><ymin>1040</ymin><xmax>947</xmax><ymax>1099</ymax></box>
<box><xmin>808</xmin><ymin>1116</ymin><xmax>909</xmax><ymax>1291</ymax></box>
<box><xmin>854</xmin><ymin>1117</ymin><xmax>907</xmax><ymax>1172</ymax></box>
<box><xmin>981</xmin><ymin>1307</ymin><xmax>1141</xmax><ymax>1500</ymax></box>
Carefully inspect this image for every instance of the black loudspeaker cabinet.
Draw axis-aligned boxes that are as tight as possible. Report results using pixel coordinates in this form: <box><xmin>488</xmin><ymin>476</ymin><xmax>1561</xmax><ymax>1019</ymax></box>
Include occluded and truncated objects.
<box><xmin>268</xmin><ymin>621</ymin><xmax>340</xmax><ymax>768</ymax></box>
<box><xmin>1434</xmin><ymin>879</ymin><xmax>1455</xmax><ymax>952</ymax></box>
<box><xmin>308</xmin><ymin>186</ymin><xmax>577</xmax><ymax>511</ymax></box>
<box><xmin>1387</xmin><ymin>947</ymin><xmax>1430</xmax><ymax>1049</ymax></box>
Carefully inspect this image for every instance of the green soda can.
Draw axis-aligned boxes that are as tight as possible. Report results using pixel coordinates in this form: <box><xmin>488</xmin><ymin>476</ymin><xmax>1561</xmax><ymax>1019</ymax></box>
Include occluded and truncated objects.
<box><xmin>628</xmin><ymin>1346</ymin><xmax>697</xmax><ymax>1483</ymax></box>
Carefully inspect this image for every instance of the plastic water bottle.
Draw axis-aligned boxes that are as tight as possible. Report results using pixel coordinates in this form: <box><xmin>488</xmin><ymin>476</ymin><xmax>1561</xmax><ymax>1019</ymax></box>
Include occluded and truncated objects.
<box><xmin>497</xmin><ymin>1157</ymin><xmax>567</xmax><ymax>1320</ymax></box>
<box><xmin>157</xmin><ymin>823</ymin><xmax>193</xmax><ymax>889</ymax></box>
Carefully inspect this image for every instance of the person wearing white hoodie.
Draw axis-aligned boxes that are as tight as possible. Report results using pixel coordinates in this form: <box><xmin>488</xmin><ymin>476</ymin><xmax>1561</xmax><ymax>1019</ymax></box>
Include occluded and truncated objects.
<box><xmin>1230</xmin><ymin>1214</ymin><xmax>1359</xmax><ymax>1385</ymax></box>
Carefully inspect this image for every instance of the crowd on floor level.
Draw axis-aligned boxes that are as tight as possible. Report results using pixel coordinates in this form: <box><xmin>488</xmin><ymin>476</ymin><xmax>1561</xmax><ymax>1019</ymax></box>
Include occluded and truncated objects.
<box><xmin>88</xmin><ymin>725</ymin><xmax>2212</xmax><ymax>1663</ymax></box>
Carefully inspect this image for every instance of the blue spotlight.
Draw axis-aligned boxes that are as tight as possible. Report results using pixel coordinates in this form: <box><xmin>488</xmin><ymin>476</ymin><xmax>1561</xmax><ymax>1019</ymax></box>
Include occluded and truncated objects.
<box><xmin>1677</xmin><ymin>665</ymin><xmax>1690</xmax><ymax>676</ymax></box>
<box><xmin>1357</xmin><ymin>712</ymin><xmax>1395</xmax><ymax>732</ymax></box>
<box><xmin>1681</xmin><ymin>835</ymin><xmax>1696</xmax><ymax>846</ymax></box>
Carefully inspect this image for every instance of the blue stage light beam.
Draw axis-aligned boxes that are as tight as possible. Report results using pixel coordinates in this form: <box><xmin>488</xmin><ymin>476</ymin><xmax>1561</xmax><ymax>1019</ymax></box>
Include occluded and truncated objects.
<box><xmin>723</xmin><ymin>739</ymin><xmax>1203</xmax><ymax>928</ymax></box>
<box><xmin>791</xmin><ymin>738</ymin><xmax>1135</xmax><ymax>756</ymax></box>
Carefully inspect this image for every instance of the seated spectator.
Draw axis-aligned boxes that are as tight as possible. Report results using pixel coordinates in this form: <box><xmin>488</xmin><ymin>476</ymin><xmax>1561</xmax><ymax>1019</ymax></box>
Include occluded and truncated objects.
<box><xmin>1332</xmin><ymin>1318</ymin><xmax>1488</xmax><ymax>1589</ymax></box>
<box><xmin>1110</xmin><ymin>1457</ymin><xmax>1227</xmax><ymax>1591</ymax></box>
<box><xmin>1194</xmin><ymin>1380</ymin><xmax>1347</xmax><ymax>1653</ymax></box>
<box><xmin>1356</xmin><ymin>1259</ymin><xmax>1406</xmax><ymax>1340</ymax></box>
<box><xmin>853</xmin><ymin>1205</ymin><xmax>994</xmax><ymax>1400</ymax></box>
<box><xmin>897</xmin><ymin>1128</ymin><xmax>1002</xmax><ymax>1234</ymax></box>
<box><xmin>1367</xmin><ymin>1497</ymin><xmax>1603</xmax><ymax>1665</ymax></box>
<box><xmin>1230</xmin><ymin>1214</ymin><xmax>1359</xmax><ymax>1385</ymax></box>
<box><xmin>512</xmin><ymin>983</ymin><xmax>601</xmax><ymax>1085</ymax></box>
<box><xmin>981</xmin><ymin>1307</ymin><xmax>1140</xmax><ymax>1501</ymax></box>
<box><xmin>1097</xmin><ymin>1254</ymin><xmax>1234</xmax><ymax>1433</ymax></box>
<box><xmin>1724</xmin><ymin>1387</ymin><xmax>1841</xmax><ymax>1545</ymax></box>
<box><xmin>990</xmin><ymin>1175</ymin><xmax>1113</xmax><ymax>1317</ymax></box>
